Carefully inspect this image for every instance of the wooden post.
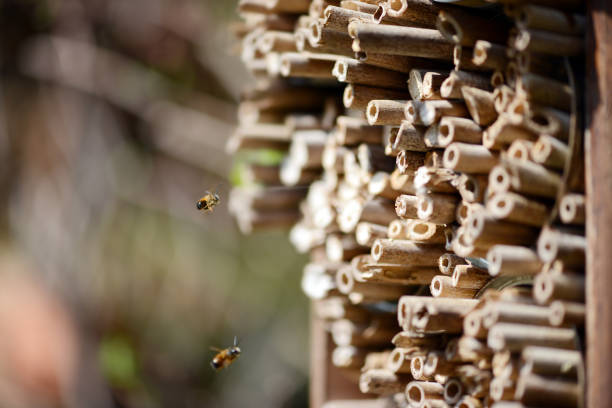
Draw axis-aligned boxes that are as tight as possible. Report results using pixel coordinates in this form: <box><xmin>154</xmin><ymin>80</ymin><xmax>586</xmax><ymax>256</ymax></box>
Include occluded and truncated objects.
<box><xmin>586</xmin><ymin>1</ymin><xmax>612</xmax><ymax>407</ymax></box>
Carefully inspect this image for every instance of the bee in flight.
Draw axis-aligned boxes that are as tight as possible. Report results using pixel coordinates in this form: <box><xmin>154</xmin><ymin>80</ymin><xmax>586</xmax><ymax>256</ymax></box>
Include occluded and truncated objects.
<box><xmin>210</xmin><ymin>336</ymin><xmax>241</xmax><ymax>371</ymax></box>
<box><xmin>197</xmin><ymin>185</ymin><xmax>221</xmax><ymax>213</ymax></box>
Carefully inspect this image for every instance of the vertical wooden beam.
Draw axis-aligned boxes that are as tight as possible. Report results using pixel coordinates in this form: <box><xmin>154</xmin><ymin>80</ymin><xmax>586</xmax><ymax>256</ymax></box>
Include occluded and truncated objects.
<box><xmin>586</xmin><ymin>2</ymin><xmax>612</xmax><ymax>407</ymax></box>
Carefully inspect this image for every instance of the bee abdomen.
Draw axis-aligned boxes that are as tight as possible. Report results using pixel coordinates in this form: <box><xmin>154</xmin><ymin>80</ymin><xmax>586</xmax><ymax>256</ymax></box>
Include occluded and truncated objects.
<box><xmin>211</xmin><ymin>359</ymin><xmax>221</xmax><ymax>370</ymax></box>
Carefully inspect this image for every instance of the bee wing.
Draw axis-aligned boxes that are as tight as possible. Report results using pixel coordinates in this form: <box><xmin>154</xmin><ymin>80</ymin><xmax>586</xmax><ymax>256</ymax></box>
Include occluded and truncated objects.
<box><xmin>210</xmin><ymin>346</ymin><xmax>223</xmax><ymax>352</ymax></box>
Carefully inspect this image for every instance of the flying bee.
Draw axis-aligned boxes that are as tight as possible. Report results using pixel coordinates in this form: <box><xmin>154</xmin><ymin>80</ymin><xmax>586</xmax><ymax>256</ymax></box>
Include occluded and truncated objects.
<box><xmin>210</xmin><ymin>336</ymin><xmax>241</xmax><ymax>371</ymax></box>
<box><xmin>197</xmin><ymin>183</ymin><xmax>223</xmax><ymax>213</ymax></box>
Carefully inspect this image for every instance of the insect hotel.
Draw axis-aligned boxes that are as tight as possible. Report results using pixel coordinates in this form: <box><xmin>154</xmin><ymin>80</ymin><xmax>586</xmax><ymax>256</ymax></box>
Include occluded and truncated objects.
<box><xmin>228</xmin><ymin>0</ymin><xmax>610</xmax><ymax>407</ymax></box>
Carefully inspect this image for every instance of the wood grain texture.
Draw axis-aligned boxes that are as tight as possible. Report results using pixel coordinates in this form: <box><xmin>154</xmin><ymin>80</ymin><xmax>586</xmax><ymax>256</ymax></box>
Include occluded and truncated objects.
<box><xmin>587</xmin><ymin>1</ymin><xmax>612</xmax><ymax>407</ymax></box>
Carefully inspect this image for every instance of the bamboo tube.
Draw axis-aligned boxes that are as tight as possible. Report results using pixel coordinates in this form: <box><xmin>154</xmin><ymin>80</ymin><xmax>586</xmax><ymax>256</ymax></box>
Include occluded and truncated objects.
<box><xmin>493</xmin><ymin>85</ymin><xmax>515</xmax><ymax>114</ymax></box>
<box><xmin>440</xmin><ymin>71</ymin><xmax>491</xmax><ymax>99</ymax></box>
<box><xmin>357</xmin><ymin>51</ymin><xmax>440</xmax><ymax>74</ymax></box>
<box><xmin>531</xmin><ymin>134</ymin><xmax>569</xmax><ymax>169</ymax></box>
<box><xmin>323</xmin><ymin>5</ymin><xmax>374</xmax><ymax>32</ymax></box>
<box><xmin>322</xmin><ymin>144</ymin><xmax>345</xmax><ymax>173</ymax></box>
<box><xmin>537</xmin><ymin>227</ymin><xmax>586</xmax><ymax>267</ymax></box>
<box><xmin>337</xmin><ymin>116</ymin><xmax>383</xmax><ymax>145</ymax></box>
<box><xmin>343</xmin><ymin>84</ymin><xmax>410</xmax><ymax>110</ymax></box>
<box><xmin>517</xmin><ymin>73</ymin><xmax>573</xmax><ymax>112</ymax></box>
<box><xmin>333</xmin><ymin>58</ymin><xmax>411</xmax><ymax>89</ymax></box>
<box><xmin>515</xmin><ymin>372</ymin><xmax>580</xmax><ymax>408</ymax></box>
<box><xmin>489</xmin><ymin>376</ymin><xmax>515</xmax><ymax>401</ymax></box>
<box><xmin>356</xmin><ymin>222</ymin><xmax>390</xmax><ymax>246</ymax></box>
<box><xmin>399</xmin><ymin>297</ymin><xmax>477</xmax><ymax>330</ymax></box>
<box><xmin>383</xmin><ymin>0</ymin><xmax>440</xmax><ymax>27</ymax></box>
<box><xmin>408</xmin><ymin>221</ymin><xmax>448</xmax><ymax>245</ymax></box>
<box><xmin>388</xmin><ymin>347</ymin><xmax>418</xmax><ymax>374</ymax></box>
<box><xmin>452</xmin><ymin>44</ymin><xmax>484</xmax><ymax>73</ymax></box>
<box><xmin>422</xmin><ymin>71</ymin><xmax>450</xmax><ymax>101</ymax></box>
<box><xmin>464</xmin><ymin>309</ymin><xmax>488</xmax><ymax>339</ymax></box>
<box><xmin>438</xmin><ymin>253</ymin><xmax>467</xmax><ymax>275</ymax></box>
<box><xmin>437</xmin><ymin>9</ymin><xmax>509</xmax><ymax>46</ymax></box>
<box><xmin>533</xmin><ymin>272</ymin><xmax>585</xmax><ymax>304</ymax></box>
<box><xmin>442</xmin><ymin>143</ymin><xmax>497</xmax><ymax>174</ymax></box>
<box><xmin>372</xmin><ymin>239</ymin><xmax>446</xmax><ymax>265</ymax></box>
<box><xmin>507</xmin><ymin>139</ymin><xmax>534</xmax><ymax>162</ymax></box>
<box><xmin>364</xmin><ymin>350</ymin><xmax>395</xmax><ymax>372</ymax></box>
<box><xmin>410</xmin><ymin>355</ymin><xmax>431</xmax><ymax>380</ymax></box>
<box><xmin>416</xmin><ymin>194</ymin><xmax>458</xmax><ymax>225</ymax></box>
<box><xmin>411</xmin><ymin>302</ymin><xmax>471</xmax><ymax>334</ymax></box>
<box><xmin>452</xmin><ymin>264</ymin><xmax>489</xmax><ymax>290</ymax></box>
<box><xmin>514</xmin><ymin>28</ymin><xmax>584</xmax><ymax>57</ymax></box>
<box><xmin>496</xmin><ymin>158</ymin><xmax>562</xmax><ymax>198</ymax></box>
<box><xmin>508</xmin><ymin>100</ymin><xmax>570</xmax><ymax>141</ymax></box>
<box><xmin>438</xmin><ymin>117</ymin><xmax>482</xmax><ymax>147</ymax></box>
<box><xmin>388</xmin><ymin>219</ymin><xmax>413</xmax><ymax>239</ymax></box>
<box><xmin>482</xmin><ymin>116</ymin><xmax>536</xmax><ymax>150</ymax></box>
<box><xmin>358</xmin><ymin>143</ymin><xmax>396</xmax><ymax>174</ymax></box>
<box><xmin>456</xmin><ymin>174</ymin><xmax>487</xmax><ymax>203</ymax></box>
<box><xmin>456</xmin><ymin>396</ymin><xmax>483</xmax><ymax>408</ymax></box>
<box><xmin>442</xmin><ymin>378</ymin><xmax>463</xmax><ymax>405</ymax></box>
<box><xmin>486</xmin><ymin>191</ymin><xmax>549</xmax><ymax>227</ymax></box>
<box><xmin>314</xmin><ymin>296</ymin><xmax>371</xmax><ymax>322</ymax></box>
<box><xmin>391</xmin><ymin>121</ymin><xmax>428</xmax><ymax>152</ymax></box>
<box><xmin>486</xmin><ymin>245</ymin><xmax>543</xmax><ymax>277</ymax></box>
<box><xmin>343</xmin><ymin>197</ymin><xmax>398</xmax><ymax>232</ymax></box>
<box><xmin>301</xmin><ymin>263</ymin><xmax>338</xmax><ymax>299</ymax></box>
<box><xmin>455</xmin><ymin>201</ymin><xmax>483</xmax><ymax>226</ymax></box>
<box><xmin>549</xmin><ymin>300</ymin><xmax>585</xmax><ymax>327</ymax></box>
<box><xmin>366</xmin><ymin>99</ymin><xmax>409</xmax><ymax>125</ymax></box>
<box><xmin>395</xmin><ymin>194</ymin><xmax>420</xmax><ymax>219</ymax></box>
<box><xmin>424</xmin><ymin>124</ymin><xmax>442</xmax><ymax>148</ymax></box>
<box><xmin>259</xmin><ymin>31</ymin><xmax>298</xmax><ymax>53</ymax></box>
<box><xmin>466</xmin><ymin>210</ymin><xmax>538</xmax><ymax>248</ymax></box>
<box><xmin>451</xmin><ymin>227</ymin><xmax>488</xmax><ymax>259</ymax></box>
<box><xmin>279</xmin><ymin>52</ymin><xmax>338</xmax><ymax>78</ymax></box>
<box><xmin>280</xmin><ymin>158</ymin><xmax>322</xmax><ymax>186</ymax></box>
<box><xmin>369</xmin><ymin>172</ymin><xmax>402</xmax><ymax>200</ymax></box>
<box><xmin>472</xmin><ymin>40</ymin><xmax>508</xmax><ymax>71</ymax></box>
<box><xmin>332</xmin><ymin>345</ymin><xmax>368</xmax><ymax>369</ymax></box>
<box><xmin>424</xmin><ymin>351</ymin><xmax>456</xmax><ymax>377</ymax></box>
<box><xmin>309</xmin><ymin>21</ymin><xmax>354</xmax><ymax>55</ymax></box>
<box><xmin>483</xmin><ymin>301</ymin><xmax>551</xmax><ymax>328</ymax></box>
<box><xmin>414</xmin><ymin>166</ymin><xmax>457</xmax><ymax>193</ymax></box>
<box><xmin>413</xmin><ymin>100</ymin><xmax>469</xmax><ymax>127</ymax></box>
<box><xmin>396</xmin><ymin>150</ymin><xmax>427</xmax><ymax>174</ymax></box>
<box><xmin>516</xmin><ymin>4</ymin><xmax>585</xmax><ymax>35</ymax></box>
<box><xmin>393</xmin><ymin>331</ymin><xmax>443</xmax><ymax>349</ymax></box>
<box><xmin>522</xmin><ymin>346</ymin><xmax>582</xmax><ymax>379</ymax></box>
<box><xmin>409</xmin><ymin>69</ymin><xmax>448</xmax><ymax>101</ymax></box>
<box><xmin>238</xmin><ymin>0</ymin><xmax>309</xmax><ymax>13</ymax></box>
<box><xmin>332</xmin><ymin>319</ymin><xmax>398</xmax><ymax>347</ymax></box>
<box><xmin>360</xmin><ymin>369</ymin><xmax>411</xmax><ymax>394</ymax></box>
<box><xmin>406</xmin><ymin>381</ymin><xmax>444</xmax><ymax>407</ymax></box>
<box><xmin>559</xmin><ymin>194</ymin><xmax>585</xmax><ymax>225</ymax></box>
<box><xmin>342</xmin><ymin>0</ymin><xmax>379</xmax><ymax>13</ymax></box>
<box><xmin>487</xmin><ymin>323</ymin><xmax>578</xmax><ymax>352</ymax></box>
<box><xmin>290</xmin><ymin>130</ymin><xmax>327</xmax><ymax>168</ymax></box>
<box><xmin>349</xmin><ymin>22</ymin><xmax>453</xmax><ymax>60</ymax></box>
<box><xmin>390</xmin><ymin>168</ymin><xmax>418</xmax><ymax>194</ymax></box>
<box><xmin>365</xmin><ymin>264</ymin><xmax>440</xmax><ymax>285</ymax></box>
<box><xmin>430</xmin><ymin>275</ymin><xmax>478</xmax><ymax>298</ymax></box>
<box><xmin>327</xmin><ymin>234</ymin><xmax>370</xmax><ymax>262</ymax></box>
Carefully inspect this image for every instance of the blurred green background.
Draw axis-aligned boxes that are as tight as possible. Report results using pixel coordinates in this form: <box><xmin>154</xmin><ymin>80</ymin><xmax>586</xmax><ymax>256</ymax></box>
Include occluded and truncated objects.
<box><xmin>0</xmin><ymin>1</ymin><xmax>309</xmax><ymax>407</ymax></box>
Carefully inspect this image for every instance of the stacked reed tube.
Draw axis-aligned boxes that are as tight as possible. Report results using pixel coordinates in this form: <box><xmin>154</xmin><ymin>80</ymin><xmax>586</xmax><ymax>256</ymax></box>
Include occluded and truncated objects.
<box><xmin>231</xmin><ymin>1</ymin><xmax>585</xmax><ymax>407</ymax></box>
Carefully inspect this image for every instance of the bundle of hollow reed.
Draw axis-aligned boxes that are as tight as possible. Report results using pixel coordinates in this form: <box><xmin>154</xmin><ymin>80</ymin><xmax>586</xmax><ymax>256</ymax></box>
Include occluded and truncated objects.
<box><xmin>231</xmin><ymin>0</ymin><xmax>586</xmax><ymax>407</ymax></box>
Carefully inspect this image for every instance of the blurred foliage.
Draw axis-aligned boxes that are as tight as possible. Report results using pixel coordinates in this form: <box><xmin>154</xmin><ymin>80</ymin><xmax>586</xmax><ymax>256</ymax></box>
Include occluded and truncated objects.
<box><xmin>0</xmin><ymin>1</ymin><xmax>310</xmax><ymax>407</ymax></box>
